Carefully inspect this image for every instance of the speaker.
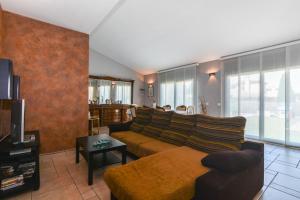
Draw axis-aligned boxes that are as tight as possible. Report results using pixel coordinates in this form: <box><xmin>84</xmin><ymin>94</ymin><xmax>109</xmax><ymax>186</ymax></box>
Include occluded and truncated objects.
<box><xmin>13</xmin><ymin>75</ymin><xmax>20</xmax><ymax>100</ymax></box>
<box><xmin>11</xmin><ymin>99</ymin><xmax>25</xmax><ymax>144</ymax></box>
<box><xmin>0</xmin><ymin>59</ymin><xmax>13</xmax><ymax>100</ymax></box>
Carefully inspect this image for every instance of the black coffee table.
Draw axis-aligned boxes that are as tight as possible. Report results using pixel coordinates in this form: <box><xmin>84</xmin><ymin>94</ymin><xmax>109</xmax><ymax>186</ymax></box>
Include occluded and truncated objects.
<box><xmin>76</xmin><ymin>134</ymin><xmax>127</xmax><ymax>185</ymax></box>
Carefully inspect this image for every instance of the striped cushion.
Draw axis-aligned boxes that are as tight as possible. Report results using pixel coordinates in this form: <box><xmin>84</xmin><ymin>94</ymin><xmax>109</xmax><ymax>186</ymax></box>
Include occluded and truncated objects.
<box><xmin>186</xmin><ymin>136</ymin><xmax>240</xmax><ymax>153</ymax></box>
<box><xmin>142</xmin><ymin>110</ymin><xmax>173</xmax><ymax>138</ymax></box>
<box><xmin>187</xmin><ymin>114</ymin><xmax>246</xmax><ymax>153</ymax></box>
<box><xmin>130</xmin><ymin>107</ymin><xmax>154</xmax><ymax>132</ymax></box>
<box><xmin>160</xmin><ymin>113</ymin><xmax>195</xmax><ymax>145</ymax></box>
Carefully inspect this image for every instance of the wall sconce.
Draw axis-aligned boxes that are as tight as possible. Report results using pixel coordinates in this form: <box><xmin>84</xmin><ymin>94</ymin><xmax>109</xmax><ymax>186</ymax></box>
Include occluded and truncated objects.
<box><xmin>208</xmin><ymin>72</ymin><xmax>216</xmax><ymax>78</ymax></box>
<box><xmin>148</xmin><ymin>83</ymin><xmax>154</xmax><ymax>97</ymax></box>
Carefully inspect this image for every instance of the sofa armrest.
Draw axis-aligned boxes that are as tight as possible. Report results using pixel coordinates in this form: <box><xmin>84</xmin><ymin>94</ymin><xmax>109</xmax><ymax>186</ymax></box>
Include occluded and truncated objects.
<box><xmin>194</xmin><ymin>141</ymin><xmax>264</xmax><ymax>200</ymax></box>
<box><xmin>241</xmin><ymin>141</ymin><xmax>264</xmax><ymax>153</ymax></box>
<box><xmin>109</xmin><ymin>121</ymin><xmax>133</xmax><ymax>134</ymax></box>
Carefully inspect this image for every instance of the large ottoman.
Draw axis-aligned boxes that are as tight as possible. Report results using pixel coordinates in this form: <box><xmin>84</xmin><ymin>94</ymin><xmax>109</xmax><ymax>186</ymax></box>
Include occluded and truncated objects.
<box><xmin>104</xmin><ymin>146</ymin><xmax>210</xmax><ymax>200</ymax></box>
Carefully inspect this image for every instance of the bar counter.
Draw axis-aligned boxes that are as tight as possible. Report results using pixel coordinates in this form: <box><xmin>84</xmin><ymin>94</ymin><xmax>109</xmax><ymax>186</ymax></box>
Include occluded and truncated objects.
<box><xmin>89</xmin><ymin>104</ymin><xmax>131</xmax><ymax>127</ymax></box>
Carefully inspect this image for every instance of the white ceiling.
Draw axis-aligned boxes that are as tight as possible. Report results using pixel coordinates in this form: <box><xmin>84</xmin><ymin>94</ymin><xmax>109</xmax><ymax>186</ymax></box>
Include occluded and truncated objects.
<box><xmin>0</xmin><ymin>0</ymin><xmax>120</xmax><ymax>34</ymax></box>
<box><xmin>1</xmin><ymin>0</ymin><xmax>300</xmax><ymax>75</ymax></box>
<box><xmin>90</xmin><ymin>0</ymin><xmax>300</xmax><ymax>74</ymax></box>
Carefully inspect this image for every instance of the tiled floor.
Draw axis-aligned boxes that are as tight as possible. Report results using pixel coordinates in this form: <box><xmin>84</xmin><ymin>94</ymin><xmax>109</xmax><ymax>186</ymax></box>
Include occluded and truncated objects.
<box><xmin>5</xmin><ymin>141</ymin><xmax>300</xmax><ymax>200</ymax></box>
<box><xmin>254</xmin><ymin>143</ymin><xmax>300</xmax><ymax>200</ymax></box>
<box><xmin>6</xmin><ymin>147</ymin><xmax>134</xmax><ymax>200</ymax></box>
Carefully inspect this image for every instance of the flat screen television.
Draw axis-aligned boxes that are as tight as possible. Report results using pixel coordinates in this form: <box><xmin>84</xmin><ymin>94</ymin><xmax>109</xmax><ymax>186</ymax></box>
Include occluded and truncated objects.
<box><xmin>0</xmin><ymin>100</ymin><xmax>12</xmax><ymax>142</ymax></box>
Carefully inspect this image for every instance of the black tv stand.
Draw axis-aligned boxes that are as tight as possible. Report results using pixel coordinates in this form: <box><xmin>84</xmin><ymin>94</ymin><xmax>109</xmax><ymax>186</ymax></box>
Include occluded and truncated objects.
<box><xmin>0</xmin><ymin>130</ymin><xmax>40</xmax><ymax>198</ymax></box>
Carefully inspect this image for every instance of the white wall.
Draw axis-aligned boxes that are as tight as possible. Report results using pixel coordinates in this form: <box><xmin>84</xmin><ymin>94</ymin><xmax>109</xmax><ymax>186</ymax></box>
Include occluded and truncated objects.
<box><xmin>197</xmin><ymin>60</ymin><xmax>222</xmax><ymax>116</ymax></box>
<box><xmin>144</xmin><ymin>73</ymin><xmax>158</xmax><ymax>107</ymax></box>
<box><xmin>89</xmin><ymin>49</ymin><xmax>145</xmax><ymax>105</ymax></box>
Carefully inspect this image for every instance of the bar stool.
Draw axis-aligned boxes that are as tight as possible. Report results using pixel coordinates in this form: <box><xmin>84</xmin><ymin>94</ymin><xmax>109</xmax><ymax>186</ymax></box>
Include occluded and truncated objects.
<box><xmin>88</xmin><ymin>110</ymin><xmax>101</xmax><ymax>135</ymax></box>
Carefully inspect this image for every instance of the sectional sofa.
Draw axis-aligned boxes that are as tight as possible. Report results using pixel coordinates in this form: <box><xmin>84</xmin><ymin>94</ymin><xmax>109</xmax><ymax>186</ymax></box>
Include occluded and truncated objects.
<box><xmin>105</xmin><ymin>107</ymin><xmax>264</xmax><ymax>200</ymax></box>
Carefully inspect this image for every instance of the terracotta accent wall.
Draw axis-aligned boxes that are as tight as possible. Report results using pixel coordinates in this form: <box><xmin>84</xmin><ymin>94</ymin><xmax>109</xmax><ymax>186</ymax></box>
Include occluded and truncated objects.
<box><xmin>0</xmin><ymin>6</ymin><xmax>4</xmax><ymax>56</ymax></box>
<box><xmin>2</xmin><ymin>11</ymin><xmax>89</xmax><ymax>153</ymax></box>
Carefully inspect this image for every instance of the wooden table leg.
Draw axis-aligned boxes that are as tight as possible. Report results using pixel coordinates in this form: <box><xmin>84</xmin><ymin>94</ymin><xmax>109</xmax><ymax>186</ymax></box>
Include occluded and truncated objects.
<box><xmin>88</xmin><ymin>153</ymin><xmax>94</xmax><ymax>185</ymax></box>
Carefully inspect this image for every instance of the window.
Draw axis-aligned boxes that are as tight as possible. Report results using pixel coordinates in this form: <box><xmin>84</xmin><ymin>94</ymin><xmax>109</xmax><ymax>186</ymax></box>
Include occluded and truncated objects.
<box><xmin>289</xmin><ymin>68</ymin><xmax>300</xmax><ymax>144</ymax></box>
<box><xmin>98</xmin><ymin>80</ymin><xmax>111</xmax><ymax>103</ymax></box>
<box><xmin>224</xmin><ymin>54</ymin><xmax>261</xmax><ymax>138</ymax></box>
<box><xmin>89</xmin><ymin>79</ymin><xmax>99</xmax><ymax>102</ymax></box>
<box><xmin>88</xmin><ymin>77</ymin><xmax>132</xmax><ymax>104</ymax></box>
<box><xmin>223</xmin><ymin>43</ymin><xmax>300</xmax><ymax>146</ymax></box>
<box><xmin>240</xmin><ymin>73</ymin><xmax>260</xmax><ymax>137</ymax></box>
<box><xmin>263</xmin><ymin>70</ymin><xmax>285</xmax><ymax>142</ymax></box>
<box><xmin>114</xmin><ymin>81</ymin><xmax>132</xmax><ymax>104</ymax></box>
<box><xmin>225</xmin><ymin>74</ymin><xmax>238</xmax><ymax>116</ymax></box>
<box><xmin>159</xmin><ymin>66</ymin><xmax>196</xmax><ymax>110</ymax></box>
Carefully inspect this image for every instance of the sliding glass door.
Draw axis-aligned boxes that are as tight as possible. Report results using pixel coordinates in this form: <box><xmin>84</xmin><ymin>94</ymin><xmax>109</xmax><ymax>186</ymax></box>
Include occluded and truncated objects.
<box><xmin>223</xmin><ymin>44</ymin><xmax>300</xmax><ymax>146</ymax></box>
<box><xmin>225</xmin><ymin>75</ymin><xmax>238</xmax><ymax>116</ymax></box>
<box><xmin>240</xmin><ymin>73</ymin><xmax>260</xmax><ymax>138</ymax></box>
<box><xmin>289</xmin><ymin>68</ymin><xmax>300</xmax><ymax>145</ymax></box>
<box><xmin>263</xmin><ymin>70</ymin><xmax>285</xmax><ymax>142</ymax></box>
<box><xmin>224</xmin><ymin>54</ymin><xmax>261</xmax><ymax>138</ymax></box>
<box><xmin>225</xmin><ymin>73</ymin><xmax>260</xmax><ymax>138</ymax></box>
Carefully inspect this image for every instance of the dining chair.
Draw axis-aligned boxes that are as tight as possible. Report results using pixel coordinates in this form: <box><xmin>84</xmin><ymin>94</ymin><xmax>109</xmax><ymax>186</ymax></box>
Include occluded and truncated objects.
<box><xmin>175</xmin><ymin>105</ymin><xmax>187</xmax><ymax>111</ymax></box>
<box><xmin>187</xmin><ymin>106</ymin><xmax>195</xmax><ymax>115</ymax></box>
<box><xmin>162</xmin><ymin>105</ymin><xmax>172</xmax><ymax>111</ymax></box>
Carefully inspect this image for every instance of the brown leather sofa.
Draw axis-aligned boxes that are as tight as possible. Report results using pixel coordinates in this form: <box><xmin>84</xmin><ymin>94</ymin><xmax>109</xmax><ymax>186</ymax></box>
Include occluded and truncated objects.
<box><xmin>106</xmin><ymin>108</ymin><xmax>264</xmax><ymax>200</ymax></box>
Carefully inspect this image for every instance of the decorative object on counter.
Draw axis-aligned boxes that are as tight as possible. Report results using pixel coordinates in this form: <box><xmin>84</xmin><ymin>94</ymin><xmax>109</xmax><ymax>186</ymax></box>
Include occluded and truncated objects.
<box><xmin>200</xmin><ymin>96</ymin><xmax>208</xmax><ymax>115</ymax></box>
<box><xmin>115</xmin><ymin>100</ymin><xmax>122</xmax><ymax>104</ymax></box>
<box><xmin>105</xmin><ymin>99</ymin><xmax>112</xmax><ymax>104</ymax></box>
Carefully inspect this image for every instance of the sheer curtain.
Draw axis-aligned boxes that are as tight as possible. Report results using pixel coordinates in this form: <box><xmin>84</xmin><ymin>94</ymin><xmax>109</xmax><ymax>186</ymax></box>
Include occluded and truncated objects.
<box><xmin>114</xmin><ymin>81</ymin><xmax>132</xmax><ymax>104</ymax></box>
<box><xmin>261</xmin><ymin>48</ymin><xmax>286</xmax><ymax>142</ymax></box>
<box><xmin>184</xmin><ymin>67</ymin><xmax>196</xmax><ymax>107</ymax></box>
<box><xmin>287</xmin><ymin>44</ymin><xmax>300</xmax><ymax>146</ymax></box>
<box><xmin>223</xmin><ymin>58</ymin><xmax>239</xmax><ymax>116</ymax></box>
<box><xmin>239</xmin><ymin>53</ymin><xmax>260</xmax><ymax>138</ymax></box>
<box><xmin>159</xmin><ymin>71</ymin><xmax>175</xmax><ymax>109</ymax></box>
<box><xmin>98</xmin><ymin>80</ymin><xmax>111</xmax><ymax>103</ymax></box>
<box><xmin>89</xmin><ymin>79</ymin><xmax>99</xmax><ymax>102</ymax></box>
<box><xmin>159</xmin><ymin>66</ymin><xmax>196</xmax><ymax>110</ymax></box>
<box><xmin>223</xmin><ymin>42</ymin><xmax>300</xmax><ymax>146</ymax></box>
